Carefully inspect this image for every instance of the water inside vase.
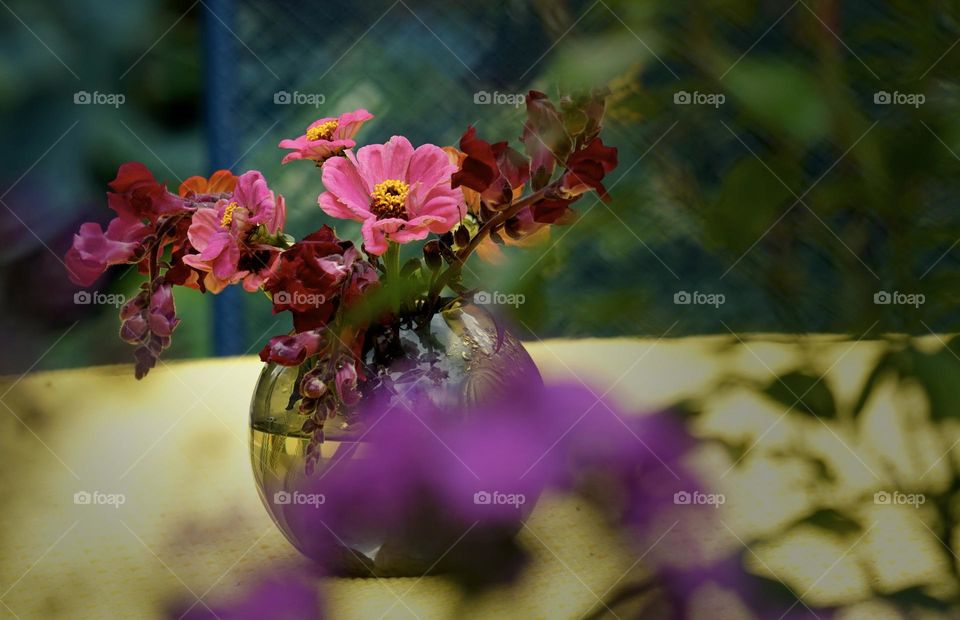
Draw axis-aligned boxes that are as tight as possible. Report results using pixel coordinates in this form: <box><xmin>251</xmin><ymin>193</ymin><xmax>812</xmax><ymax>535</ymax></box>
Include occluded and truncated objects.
<box><xmin>250</xmin><ymin>425</ymin><xmax>385</xmax><ymax>559</ymax></box>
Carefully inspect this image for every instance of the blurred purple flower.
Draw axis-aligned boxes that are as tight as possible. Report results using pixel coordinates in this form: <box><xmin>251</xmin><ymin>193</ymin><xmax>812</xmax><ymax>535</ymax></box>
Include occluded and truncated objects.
<box><xmin>276</xmin><ymin>383</ymin><xmax>706</xmax><ymax>581</ymax></box>
<box><xmin>170</xmin><ymin>382</ymin><xmax>742</xmax><ymax>616</ymax></box>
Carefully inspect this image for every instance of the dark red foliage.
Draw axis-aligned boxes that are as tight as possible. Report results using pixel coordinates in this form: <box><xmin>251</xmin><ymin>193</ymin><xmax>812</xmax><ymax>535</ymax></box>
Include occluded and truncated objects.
<box><xmin>452</xmin><ymin>126</ymin><xmax>530</xmax><ymax>207</ymax></box>
<box><xmin>263</xmin><ymin>226</ymin><xmax>378</xmax><ymax>333</ymax></box>
<box><xmin>452</xmin><ymin>126</ymin><xmax>499</xmax><ymax>193</ymax></box>
<box><xmin>531</xmin><ymin>197</ymin><xmax>579</xmax><ymax>224</ymax></box>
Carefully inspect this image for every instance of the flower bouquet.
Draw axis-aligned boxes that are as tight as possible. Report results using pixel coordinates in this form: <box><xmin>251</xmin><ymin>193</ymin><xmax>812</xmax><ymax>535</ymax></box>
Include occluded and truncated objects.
<box><xmin>66</xmin><ymin>89</ymin><xmax>618</xmax><ymax>574</ymax></box>
<box><xmin>67</xmin><ymin>89</ymin><xmax>616</xmax><ymax>425</ymax></box>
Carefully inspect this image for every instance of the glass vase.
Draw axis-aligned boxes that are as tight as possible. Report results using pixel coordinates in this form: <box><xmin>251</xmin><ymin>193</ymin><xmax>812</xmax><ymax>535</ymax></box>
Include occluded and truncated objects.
<box><xmin>249</xmin><ymin>302</ymin><xmax>541</xmax><ymax>576</ymax></box>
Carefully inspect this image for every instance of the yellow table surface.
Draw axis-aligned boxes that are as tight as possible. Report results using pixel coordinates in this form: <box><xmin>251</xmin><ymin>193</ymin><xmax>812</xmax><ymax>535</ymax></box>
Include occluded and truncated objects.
<box><xmin>0</xmin><ymin>336</ymin><xmax>951</xmax><ymax>619</ymax></box>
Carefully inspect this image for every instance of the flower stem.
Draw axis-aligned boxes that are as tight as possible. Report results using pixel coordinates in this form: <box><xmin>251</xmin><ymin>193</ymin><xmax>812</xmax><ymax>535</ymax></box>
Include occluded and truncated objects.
<box><xmin>384</xmin><ymin>242</ymin><xmax>401</xmax><ymax>313</ymax></box>
<box><xmin>384</xmin><ymin>242</ymin><xmax>400</xmax><ymax>281</ymax></box>
<box><xmin>427</xmin><ymin>183</ymin><xmax>556</xmax><ymax>306</ymax></box>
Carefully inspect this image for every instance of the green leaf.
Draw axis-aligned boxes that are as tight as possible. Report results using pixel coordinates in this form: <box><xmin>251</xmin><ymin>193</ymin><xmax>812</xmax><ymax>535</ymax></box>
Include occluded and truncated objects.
<box><xmin>882</xmin><ymin>586</ymin><xmax>953</xmax><ymax>612</ymax></box>
<box><xmin>725</xmin><ymin>60</ymin><xmax>830</xmax><ymax>143</ymax></box>
<box><xmin>795</xmin><ymin>508</ymin><xmax>861</xmax><ymax>535</ymax></box>
<box><xmin>851</xmin><ymin>350</ymin><xmax>898</xmax><ymax>419</ymax></box>
<box><xmin>762</xmin><ymin>371</ymin><xmax>836</xmax><ymax>418</ymax></box>
<box><xmin>705</xmin><ymin>157</ymin><xmax>795</xmax><ymax>254</ymax></box>
<box><xmin>906</xmin><ymin>343</ymin><xmax>960</xmax><ymax>420</ymax></box>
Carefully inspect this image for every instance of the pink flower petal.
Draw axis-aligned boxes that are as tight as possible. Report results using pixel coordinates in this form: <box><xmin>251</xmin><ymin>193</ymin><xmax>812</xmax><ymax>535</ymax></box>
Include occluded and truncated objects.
<box><xmin>242</xmin><ymin>271</ymin><xmax>266</xmax><ymax>292</ymax></box>
<box><xmin>320</xmin><ymin>155</ymin><xmax>374</xmax><ymax>220</ymax></box>
<box><xmin>356</xmin><ymin>135</ymin><xmax>414</xmax><ymax>185</ymax></box>
<box><xmin>336</xmin><ymin>109</ymin><xmax>374</xmax><ymax>140</ymax></box>
<box><xmin>280</xmin><ymin>151</ymin><xmax>306</xmax><ymax>165</ymax></box>
<box><xmin>212</xmin><ymin>242</ymin><xmax>241</xmax><ymax>280</ymax></box>
<box><xmin>318</xmin><ymin>191</ymin><xmax>359</xmax><ymax>221</ymax></box>
<box><xmin>408</xmin><ymin>143</ymin><xmax>457</xmax><ymax>194</ymax></box>
<box><xmin>235</xmin><ymin>171</ymin><xmax>276</xmax><ymax>226</ymax></box>
<box><xmin>389</xmin><ymin>225</ymin><xmax>432</xmax><ymax>244</ymax></box>
<box><xmin>360</xmin><ymin>218</ymin><xmax>389</xmax><ymax>255</ymax></box>
<box><xmin>186</xmin><ymin>208</ymin><xmax>221</xmax><ymax>252</ymax></box>
<box><xmin>65</xmin><ymin>218</ymin><xmax>148</xmax><ymax>286</ymax></box>
<box><xmin>278</xmin><ymin>109</ymin><xmax>373</xmax><ymax>165</ymax></box>
<box><xmin>197</xmin><ymin>232</ymin><xmax>232</xmax><ymax>261</ymax></box>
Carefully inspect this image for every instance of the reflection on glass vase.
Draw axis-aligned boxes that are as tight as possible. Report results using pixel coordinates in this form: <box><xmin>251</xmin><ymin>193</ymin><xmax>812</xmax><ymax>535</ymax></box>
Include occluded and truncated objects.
<box><xmin>250</xmin><ymin>302</ymin><xmax>542</xmax><ymax>576</ymax></box>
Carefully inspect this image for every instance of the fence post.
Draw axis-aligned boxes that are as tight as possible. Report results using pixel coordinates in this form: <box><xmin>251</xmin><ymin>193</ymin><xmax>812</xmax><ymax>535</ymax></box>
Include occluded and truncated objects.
<box><xmin>202</xmin><ymin>0</ymin><xmax>245</xmax><ymax>356</ymax></box>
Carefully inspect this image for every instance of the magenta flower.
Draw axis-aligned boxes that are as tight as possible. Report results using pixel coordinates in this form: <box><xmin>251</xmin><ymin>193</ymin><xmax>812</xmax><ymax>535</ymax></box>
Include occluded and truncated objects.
<box><xmin>318</xmin><ymin>136</ymin><xmax>466</xmax><ymax>255</ymax></box>
<box><xmin>66</xmin><ymin>162</ymin><xmax>186</xmax><ymax>286</ymax></box>
<box><xmin>182</xmin><ymin>170</ymin><xmax>286</xmax><ymax>293</ymax></box>
<box><xmin>334</xmin><ymin>356</ymin><xmax>361</xmax><ymax>406</ymax></box>
<box><xmin>278</xmin><ymin>109</ymin><xmax>374</xmax><ymax>165</ymax></box>
<box><xmin>259</xmin><ymin>329</ymin><xmax>325</xmax><ymax>366</ymax></box>
<box><xmin>119</xmin><ymin>280</ymin><xmax>181</xmax><ymax>379</ymax></box>
<box><xmin>65</xmin><ymin>217</ymin><xmax>149</xmax><ymax>286</ymax></box>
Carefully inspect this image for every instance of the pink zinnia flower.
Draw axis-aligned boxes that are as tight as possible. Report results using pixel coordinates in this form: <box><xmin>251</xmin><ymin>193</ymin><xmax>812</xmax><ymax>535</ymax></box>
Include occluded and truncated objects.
<box><xmin>278</xmin><ymin>109</ymin><xmax>374</xmax><ymax>165</ymax></box>
<box><xmin>182</xmin><ymin>170</ymin><xmax>286</xmax><ymax>293</ymax></box>
<box><xmin>318</xmin><ymin>136</ymin><xmax>466</xmax><ymax>255</ymax></box>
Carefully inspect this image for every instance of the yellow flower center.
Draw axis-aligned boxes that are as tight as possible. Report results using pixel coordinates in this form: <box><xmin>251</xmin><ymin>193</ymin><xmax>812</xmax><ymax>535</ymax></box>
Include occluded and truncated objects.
<box><xmin>220</xmin><ymin>201</ymin><xmax>240</xmax><ymax>227</ymax></box>
<box><xmin>306</xmin><ymin>121</ymin><xmax>338</xmax><ymax>141</ymax></box>
<box><xmin>369</xmin><ymin>179</ymin><xmax>410</xmax><ymax>220</ymax></box>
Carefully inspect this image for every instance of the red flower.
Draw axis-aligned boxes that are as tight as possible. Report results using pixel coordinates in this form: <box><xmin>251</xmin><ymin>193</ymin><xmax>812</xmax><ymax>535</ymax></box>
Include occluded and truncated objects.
<box><xmin>263</xmin><ymin>226</ymin><xmax>379</xmax><ymax>332</ymax></box>
<box><xmin>530</xmin><ymin>198</ymin><xmax>578</xmax><ymax>225</ymax></box>
<box><xmin>108</xmin><ymin>162</ymin><xmax>187</xmax><ymax>223</ymax></box>
<box><xmin>451</xmin><ymin>126</ymin><xmax>529</xmax><ymax>207</ymax></box>
<box><xmin>561</xmin><ymin>137</ymin><xmax>618</xmax><ymax>201</ymax></box>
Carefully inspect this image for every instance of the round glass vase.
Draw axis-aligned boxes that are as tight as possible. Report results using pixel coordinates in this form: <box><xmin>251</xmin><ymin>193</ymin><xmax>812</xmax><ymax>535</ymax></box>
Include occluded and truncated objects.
<box><xmin>249</xmin><ymin>302</ymin><xmax>542</xmax><ymax>577</ymax></box>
